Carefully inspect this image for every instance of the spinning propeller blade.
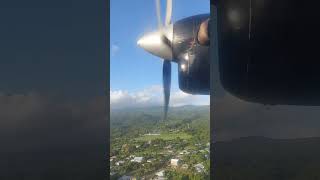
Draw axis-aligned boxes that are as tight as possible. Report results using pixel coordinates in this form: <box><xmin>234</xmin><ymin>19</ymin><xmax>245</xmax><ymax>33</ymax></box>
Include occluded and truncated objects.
<box><xmin>155</xmin><ymin>0</ymin><xmax>173</xmax><ymax>120</ymax></box>
<box><xmin>139</xmin><ymin>0</ymin><xmax>174</xmax><ymax>121</ymax></box>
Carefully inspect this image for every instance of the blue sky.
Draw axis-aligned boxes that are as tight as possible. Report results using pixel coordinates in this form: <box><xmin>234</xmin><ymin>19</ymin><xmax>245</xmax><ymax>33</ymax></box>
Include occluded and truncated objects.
<box><xmin>110</xmin><ymin>0</ymin><xmax>209</xmax><ymax>108</ymax></box>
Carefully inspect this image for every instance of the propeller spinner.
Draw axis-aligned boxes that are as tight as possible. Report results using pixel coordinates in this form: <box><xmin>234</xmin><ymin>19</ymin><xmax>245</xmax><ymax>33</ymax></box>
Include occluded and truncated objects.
<box><xmin>137</xmin><ymin>0</ymin><xmax>173</xmax><ymax>121</ymax></box>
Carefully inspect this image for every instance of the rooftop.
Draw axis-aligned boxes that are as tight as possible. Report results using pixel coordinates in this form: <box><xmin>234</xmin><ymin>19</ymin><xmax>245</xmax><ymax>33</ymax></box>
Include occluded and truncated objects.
<box><xmin>131</xmin><ymin>157</ymin><xmax>143</xmax><ymax>163</ymax></box>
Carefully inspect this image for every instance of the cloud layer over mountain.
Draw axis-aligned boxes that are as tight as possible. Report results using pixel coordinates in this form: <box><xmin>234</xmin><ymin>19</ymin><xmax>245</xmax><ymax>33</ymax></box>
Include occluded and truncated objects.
<box><xmin>110</xmin><ymin>85</ymin><xmax>210</xmax><ymax>109</ymax></box>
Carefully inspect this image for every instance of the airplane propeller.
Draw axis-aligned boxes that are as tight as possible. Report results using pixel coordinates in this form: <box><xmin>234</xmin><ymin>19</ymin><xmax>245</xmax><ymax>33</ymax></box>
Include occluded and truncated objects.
<box><xmin>137</xmin><ymin>0</ymin><xmax>173</xmax><ymax>121</ymax></box>
<box><xmin>157</xmin><ymin>0</ymin><xmax>172</xmax><ymax>121</ymax></box>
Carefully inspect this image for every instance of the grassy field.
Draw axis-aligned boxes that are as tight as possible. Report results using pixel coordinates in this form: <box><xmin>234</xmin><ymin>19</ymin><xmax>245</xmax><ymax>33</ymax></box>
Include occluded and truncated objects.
<box><xmin>135</xmin><ymin>132</ymin><xmax>192</xmax><ymax>141</ymax></box>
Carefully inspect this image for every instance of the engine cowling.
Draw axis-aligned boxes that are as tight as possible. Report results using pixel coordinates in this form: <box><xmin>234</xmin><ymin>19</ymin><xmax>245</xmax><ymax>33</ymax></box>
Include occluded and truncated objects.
<box><xmin>172</xmin><ymin>14</ymin><xmax>210</xmax><ymax>95</ymax></box>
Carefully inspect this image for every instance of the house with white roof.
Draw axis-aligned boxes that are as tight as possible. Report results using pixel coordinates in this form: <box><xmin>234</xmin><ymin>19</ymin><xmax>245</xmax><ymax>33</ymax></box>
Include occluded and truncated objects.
<box><xmin>131</xmin><ymin>157</ymin><xmax>143</xmax><ymax>163</ymax></box>
<box><xmin>194</xmin><ymin>163</ymin><xmax>205</xmax><ymax>173</ymax></box>
<box><xmin>115</xmin><ymin>161</ymin><xmax>125</xmax><ymax>166</ymax></box>
<box><xmin>156</xmin><ymin>170</ymin><xmax>165</xmax><ymax>177</ymax></box>
<box><xmin>155</xmin><ymin>170</ymin><xmax>166</xmax><ymax>180</ymax></box>
<box><xmin>170</xmin><ymin>159</ymin><xmax>180</xmax><ymax>167</ymax></box>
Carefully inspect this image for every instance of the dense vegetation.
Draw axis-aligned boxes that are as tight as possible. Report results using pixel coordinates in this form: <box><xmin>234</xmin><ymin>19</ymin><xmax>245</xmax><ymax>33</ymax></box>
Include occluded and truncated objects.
<box><xmin>110</xmin><ymin>106</ymin><xmax>210</xmax><ymax>179</ymax></box>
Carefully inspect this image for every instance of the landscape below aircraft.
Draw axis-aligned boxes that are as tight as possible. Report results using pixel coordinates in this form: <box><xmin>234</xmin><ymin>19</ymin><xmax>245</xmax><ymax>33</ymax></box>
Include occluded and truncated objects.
<box><xmin>138</xmin><ymin>0</ymin><xmax>320</xmax><ymax>119</ymax></box>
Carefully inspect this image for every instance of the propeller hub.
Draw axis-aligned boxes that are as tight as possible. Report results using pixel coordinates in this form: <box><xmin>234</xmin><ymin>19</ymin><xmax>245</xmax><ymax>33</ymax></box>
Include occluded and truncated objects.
<box><xmin>137</xmin><ymin>24</ymin><xmax>173</xmax><ymax>60</ymax></box>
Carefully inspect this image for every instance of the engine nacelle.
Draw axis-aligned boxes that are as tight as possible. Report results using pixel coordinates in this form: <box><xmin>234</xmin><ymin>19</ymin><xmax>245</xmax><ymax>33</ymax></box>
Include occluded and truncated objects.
<box><xmin>172</xmin><ymin>14</ymin><xmax>210</xmax><ymax>95</ymax></box>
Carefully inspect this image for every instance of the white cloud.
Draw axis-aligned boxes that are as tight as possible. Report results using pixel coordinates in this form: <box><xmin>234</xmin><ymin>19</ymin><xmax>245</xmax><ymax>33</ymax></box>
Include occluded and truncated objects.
<box><xmin>111</xmin><ymin>44</ymin><xmax>120</xmax><ymax>56</ymax></box>
<box><xmin>170</xmin><ymin>91</ymin><xmax>209</xmax><ymax>107</ymax></box>
<box><xmin>110</xmin><ymin>85</ymin><xmax>209</xmax><ymax>109</ymax></box>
